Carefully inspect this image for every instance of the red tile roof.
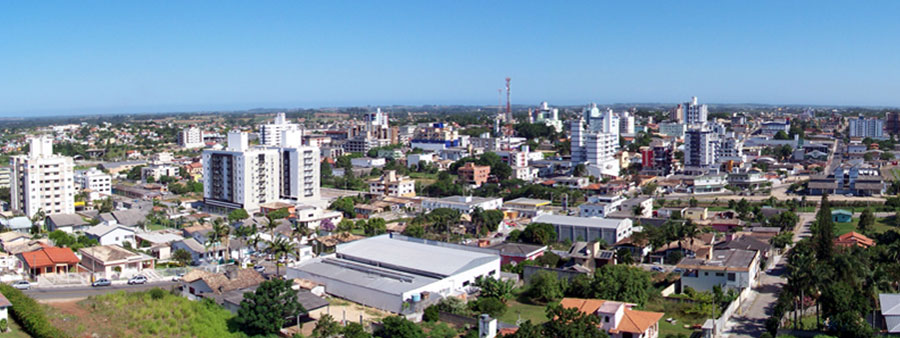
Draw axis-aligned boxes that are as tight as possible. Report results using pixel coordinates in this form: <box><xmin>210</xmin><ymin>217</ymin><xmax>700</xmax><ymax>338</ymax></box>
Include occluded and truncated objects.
<box><xmin>19</xmin><ymin>246</ymin><xmax>80</xmax><ymax>268</ymax></box>
<box><xmin>834</xmin><ymin>231</ymin><xmax>875</xmax><ymax>248</ymax></box>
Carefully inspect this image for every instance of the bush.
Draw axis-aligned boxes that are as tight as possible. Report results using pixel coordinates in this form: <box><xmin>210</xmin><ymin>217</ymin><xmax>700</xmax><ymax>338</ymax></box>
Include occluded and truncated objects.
<box><xmin>423</xmin><ymin>305</ymin><xmax>439</xmax><ymax>322</ymax></box>
<box><xmin>469</xmin><ymin>297</ymin><xmax>507</xmax><ymax>317</ymax></box>
<box><xmin>0</xmin><ymin>284</ymin><xmax>69</xmax><ymax>338</ymax></box>
<box><xmin>149</xmin><ymin>288</ymin><xmax>166</xmax><ymax>300</ymax></box>
<box><xmin>0</xmin><ymin>318</ymin><xmax>6</xmax><ymax>332</ymax></box>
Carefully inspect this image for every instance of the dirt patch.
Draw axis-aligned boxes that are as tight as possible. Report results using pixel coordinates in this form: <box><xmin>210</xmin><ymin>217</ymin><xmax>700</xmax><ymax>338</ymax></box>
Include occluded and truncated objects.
<box><xmin>45</xmin><ymin>300</ymin><xmax>135</xmax><ymax>337</ymax></box>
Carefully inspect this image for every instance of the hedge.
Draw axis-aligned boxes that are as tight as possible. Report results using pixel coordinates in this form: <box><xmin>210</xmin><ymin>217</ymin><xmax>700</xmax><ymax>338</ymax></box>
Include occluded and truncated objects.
<box><xmin>0</xmin><ymin>284</ymin><xmax>69</xmax><ymax>338</ymax></box>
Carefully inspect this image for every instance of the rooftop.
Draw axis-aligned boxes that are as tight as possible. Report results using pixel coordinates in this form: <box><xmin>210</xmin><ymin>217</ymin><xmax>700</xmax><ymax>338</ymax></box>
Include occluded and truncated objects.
<box><xmin>336</xmin><ymin>234</ymin><xmax>499</xmax><ymax>278</ymax></box>
<box><xmin>532</xmin><ymin>214</ymin><xmax>627</xmax><ymax>229</ymax></box>
<box><xmin>488</xmin><ymin>242</ymin><xmax>547</xmax><ymax>257</ymax></box>
<box><xmin>294</xmin><ymin>257</ymin><xmax>439</xmax><ymax>296</ymax></box>
<box><xmin>677</xmin><ymin>249</ymin><xmax>758</xmax><ymax>271</ymax></box>
<box><xmin>80</xmin><ymin>245</ymin><xmax>153</xmax><ymax>263</ymax></box>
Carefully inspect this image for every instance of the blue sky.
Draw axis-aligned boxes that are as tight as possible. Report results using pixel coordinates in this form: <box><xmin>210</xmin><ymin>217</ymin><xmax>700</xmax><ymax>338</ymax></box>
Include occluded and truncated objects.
<box><xmin>2</xmin><ymin>1</ymin><xmax>900</xmax><ymax>116</ymax></box>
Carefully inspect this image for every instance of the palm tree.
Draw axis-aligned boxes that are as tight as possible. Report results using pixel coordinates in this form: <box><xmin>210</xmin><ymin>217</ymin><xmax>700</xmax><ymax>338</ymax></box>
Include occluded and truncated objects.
<box><xmin>233</xmin><ymin>225</ymin><xmax>253</xmax><ymax>263</ymax></box>
<box><xmin>265</xmin><ymin>217</ymin><xmax>279</xmax><ymax>239</ymax></box>
<box><xmin>291</xmin><ymin>221</ymin><xmax>313</xmax><ymax>259</ymax></box>
<box><xmin>211</xmin><ymin>221</ymin><xmax>231</xmax><ymax>262</ymax></box>
<box><xmin>30</xmin><ymin>208</ymin><xmax>46</xmax><ymax>235</ymax></box>
<box><xmin>681</xmin><ymin>220</ymin><xmax>700</xmax><ymax>254</ymax></box>
<box><xmin>266</xmin><ymin>237</ymin><xmax>296</xmax><ymax>276</ymax></box>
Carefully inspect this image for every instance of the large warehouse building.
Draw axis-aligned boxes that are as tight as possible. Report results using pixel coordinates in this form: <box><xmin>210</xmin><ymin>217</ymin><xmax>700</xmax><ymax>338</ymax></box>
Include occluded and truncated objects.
<box><xmin>286</xmin><ymin>234</ymin><xmax>501</xmax><ymax>314</ymax></box>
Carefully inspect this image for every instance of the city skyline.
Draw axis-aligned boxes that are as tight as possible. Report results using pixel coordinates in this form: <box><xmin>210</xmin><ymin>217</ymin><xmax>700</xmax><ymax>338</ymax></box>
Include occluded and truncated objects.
<box><xmin>3</xmin><ymin>1</ymin><xmax>900</xmax><ymax>116</ymax></box>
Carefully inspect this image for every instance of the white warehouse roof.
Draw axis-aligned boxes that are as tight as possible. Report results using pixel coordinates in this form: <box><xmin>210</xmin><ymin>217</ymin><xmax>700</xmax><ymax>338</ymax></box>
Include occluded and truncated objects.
<box><xmin>532</xmin><ymin>214</ymin><xmax>627</xmax><ymax>229</ymax></box>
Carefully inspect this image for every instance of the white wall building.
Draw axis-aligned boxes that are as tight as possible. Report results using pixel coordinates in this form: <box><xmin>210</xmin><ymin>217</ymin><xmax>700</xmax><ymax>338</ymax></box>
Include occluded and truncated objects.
<box><xmin>571</xmin><ymin>118</ymin><xmax>620</xmax><ymax>177</ymax></box>
<box><xmin>423</xmin><ymin>196</ymin><xmax>503</xmax><ymax>214</ymax></box>
<box><xmin>287</xmin><ymin>234</ymin><xmax>501</xmax><ymax>314</ymax></box>
<box><xmin>533</xmin><ymin>214</ymin><xmax>633</xmax><ymax>245</ymax></box>
<box><xmin>848</xmin><ymin>117</ymin><xmax>885</xmax><ymax>139</ymax></box>
<box><xmin>10</xmin><ymin>136</ymin><xmax>76</xmax><ymax>218</ymax></box>
<box><xmin>179</xmin><ymin>127</ymin><xmax>204</xmax><ymax>148</ymax></box>
<box><xmin>74</xmin><ymin>167</ymin><xmax>112</xmax><ymax>201</ymax></box>
<box><xmin>678</xmin><ymin>96</ymin><xmax>708</xmax><ymax>126</ymax></box>
<box><xmin>677</xmin><ymin>249</ymin><xmax>760</xmax><ymax>292</ymax></box>
<box><xmin>84</xmin><ymin>222</ymin><xmax>137</xmax><ymax>247</ymax></box>
<box><xmin>259</xmin><ymin>112</ymin><xmax>302</xmax><ymax>147</ymax></box>
<box><xmin>203</xmin><ymin>132</ymin><xmax>281</xmax><ymax>213</ymax></box>
<box><xmin>658</xmin><ymin>123</ymin><xmax>686</xmax><ymax>139</ymax></box>
<box><xmin>141</xmin><ymin>164</ymin><xmax>179</xmax><ymax>182</ymax></box>
<box><xmin>684</xmin><ymin>128</ymin><xmax>718</xmax><ymax>170</ymax></box>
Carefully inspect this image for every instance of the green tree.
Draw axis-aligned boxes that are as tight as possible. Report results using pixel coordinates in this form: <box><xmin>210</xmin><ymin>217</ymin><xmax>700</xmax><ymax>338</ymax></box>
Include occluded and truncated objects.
<box><xmin>616</xmin><ymin>248</ymin><xmax>634</xmax><ymax>265</ymax></box>
<box><xmin>375</xmin><ymin>316</ymin><xmax>425</xmax><ymax>338</ymax></box>
<box><xmin>266</xmin><ymin>237</ymin><xmax>296</xmax><ymax>275</ymax></box>
<box><xmin>527</xmin><ymin>270</ymin><xmax>565</xmax><ymax>303</ymax></box>
<box><xmin>228</xmin><ymin>208</ymin><xmax>250</xmax><ymax>223</ymax></box>
<box><xmin>235</xmin><ymin>278</ymin><xmax>304</xmax><ymax>336</ymax></box>
<box><xmin>268</xmin><ymin>208</ymin><xmax>291</xmax><ymax>221</ymax></box>
<box><xmin>474</xmin><ymin>277</ymin><xmax>515</xmax><ymax>303</ymax></box>
<box><xmin>364</xmin><ymin>218</ymin><xmax>387</xmax><ymax>236</ymax></box>
<box><xmin>470</xmin><ymin>297</ymin><xmax>507</xmax><ymax>317</ymax></box>
<box><xmin>342</xmin><ymin>322</ymin><xmax>372</xmax><ymax>338</ymax></box>
<box><xmin>172</xmin><ymin>248</ymin><xmax>193</xmax><ymax>266</ymax></box>
<box><xmin>403</xmin><ymin>224</ymin><xmax>425</xmax><ymax>238</ymax></box>
<box><xmin>311</xmin><ymin>314</ymin><xmax>342</xmax><ymax>338</ymax></box>
<box><xmin>520</xmin><ymin>222</ymin><xmax>557</xmax><ymax>245</ymax></box>
<box><xmin>858</xmin><ymin>208</ymin><xmax>875</xmax><ymax>233</ymax></box>
<box><xmin>542</xmin><ymin>304</ymin><xmax>608</xmax><ymax>338</ymax></box>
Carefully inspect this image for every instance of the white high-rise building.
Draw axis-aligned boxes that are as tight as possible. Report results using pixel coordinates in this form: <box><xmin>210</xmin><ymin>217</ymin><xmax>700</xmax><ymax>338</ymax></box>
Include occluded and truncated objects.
<box><xmin>618</xmin><ymin>111</ymin><xmax>635</xmax><ymax>135</ymax></box>
<box><xmin>74</xmin><ymin>167</ymin><xmax>112</xmax><ymax>201</ymax></box>
<box><xmin>848</xmin><ymin>117</ymin><xmax>885</xmax><ymax>139</ymax></box>
<box><xmin>570</xmin><ymin>118</ymin><xmax>620</xmax><ymax>177</ymax></box>
<box><xmin>366</xmin><ymin>108</ymin><xmax>389</xmax><ymax>131</ymax></box>
<box><xmin>203</xmin><ymin>131</ymin><xmax>320</xmax><ymax>213</ymax></box>
<box><xmin>531</xmin><ymin>102</ymin><xmax>563</xmax><ymax>133</ymax></box>
<box><xmin>259</xmin><ymin>112</ymin><xmax>302</xmax><ymax>147</ymax></box>
<box><xmin>677</xmin><ymin>96</ymin><xmax>708</xmax><ymax>126</ymax></box>
<box><xmin>10</xmin><ymin>136</ymin><xmax>76</xmax><ymax>218</ymax></box>
<box><xmin>179</xmin><ymin>127</ymin><xmax>204</xmax><ymax>148</ymax></box>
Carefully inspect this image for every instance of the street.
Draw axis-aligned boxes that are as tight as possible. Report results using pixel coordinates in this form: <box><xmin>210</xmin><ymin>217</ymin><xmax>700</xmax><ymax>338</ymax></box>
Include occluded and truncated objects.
<box><xmin>23</xmin><ymin>281</ymin><xmax>179</xmax><ymax>301</ymax></box>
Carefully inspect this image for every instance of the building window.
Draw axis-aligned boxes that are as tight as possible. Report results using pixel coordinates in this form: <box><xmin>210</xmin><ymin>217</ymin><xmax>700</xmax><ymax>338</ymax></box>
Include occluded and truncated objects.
<box><xmin>605</xmin><ymin>316</ymin><xmax>610</xmax><ymax>323</ymax></box>
<box><xmin>727</xmin><ymin>273</ymin><xmax>736</xmax><ymax>281</ymax></box>
<box><xmin>715</xmin><ymin>272</ymin><xmax>724</xmax><ymax>277</ymax></box>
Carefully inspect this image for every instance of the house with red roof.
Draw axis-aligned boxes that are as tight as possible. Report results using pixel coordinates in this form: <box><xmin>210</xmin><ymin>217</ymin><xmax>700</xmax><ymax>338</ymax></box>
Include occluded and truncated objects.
<box><xmin>834</xmin><ymin>231</ymin><xmax>875</xmax><ymax>248</ymax></box>
<box><xmin>17</xmin><ymin>244</ymin><xmax>80</xmax><ymax>278</ymax></box>
<box><xmin>560</xmin><ymin>297</ymin><xmax>664</xmax><ymax>338</ymax></box>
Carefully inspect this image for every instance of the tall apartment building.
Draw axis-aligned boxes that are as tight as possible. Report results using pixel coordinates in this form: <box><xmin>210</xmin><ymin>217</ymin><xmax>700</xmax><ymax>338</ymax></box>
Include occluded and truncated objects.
<box><xmin>571</xmin><ymin>118</ymin><xmax>620</xmax><ymax>177</ymax></box>
<box><xmin>675</xmin><ymin>96</ymin><xmax>708</xmax><ymax>126</ymax></box>
<box><xmin>848</xmin><ymin>117</ymin><xmax>885</xmax><ymax>139</ymax></box>
<box><xmin>203</xmin><ymin>131</ymin><xmax>319</xmax><ymax>213</ymax></box>
<box><xmin>74</xmin><ymin>167</ymin><xmax>112</xmax><ymax>201</ymax></box>
<box><xmin>0</xmin><ymin>167</ymin><xmax>10</xmax><ymax>189</ymax></box>
<box><xmin>10</xmin><ymin>136</ymin><xmax>76</xmax><ymax>218</ymax></box>
<box><xmin>640</xmin><ymin>139</ymin><xmax>676</xmax><ymax>177</ymax></box>
<box><xmin>530</xmin><ymin>101</ymin><xmax>563</xmax><ymax>133</ymax></box>
<box><xmin>178</xmin><ymin>127</ymin><xmax>204</xmax><ymax>148</ymax></box>
<box><xmin>260</xmin><ymin>112</ymin><xmax>302</xmax><ymax>147</ymax></box>
<box><xmin>885</xmin><ymin>112</ymin><xmax>900</xmax><ymax>135</ymax></box>
<box><xmin>684</xmin><ymin>128</ymin><xmax>718</xmax><ymax>172</ymax></box>
<box><xmin>618</xmin><ymin>111</ymin><xmax>635</xmax><ymax>135</ymax></box>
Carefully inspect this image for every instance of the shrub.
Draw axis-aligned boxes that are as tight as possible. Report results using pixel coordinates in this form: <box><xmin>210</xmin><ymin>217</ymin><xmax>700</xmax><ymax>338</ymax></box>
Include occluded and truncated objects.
<box><xmin>469</xmin><ymin>297</ymin><xmax>507</xmax><ymax>317</ymax></box>
<box><xmin>149</xmin><ymin>288</ymin><xmax>166</xmax><ymax>300</ymax></box>
<box><xmin>0</xmin><ymin>318</ymin><xmax>7</xmax><ymax>332</ymax></box>
<box><xmin>0</xmin><ymin>284</ymin><xmax>69</xmax><ymax>338</ymax></box>
<box><xmin>423</xmin><ymin>305</ymin><xmax>439</xmax><ymax>322</ymax></box>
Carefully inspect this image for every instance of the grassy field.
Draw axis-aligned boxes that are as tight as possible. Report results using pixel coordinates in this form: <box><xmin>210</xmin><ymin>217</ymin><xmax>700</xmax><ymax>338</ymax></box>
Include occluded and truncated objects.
<box><xmin>0</xmin><ymin>316</ymin><xmax>32</xmax><ymax>338</ymax></box>
<box><xmin>835</xmin><ymin>217</ymin><xmax>896</xmax><ymax>236</ymax></box>
<box><xmin>499</xmin><ymin>299</ymin><xmax>551</xmax><ymax>325</ymax></box>
<box><xmin>641</xmin><ymin>297</ymin><xmax>706</xmax><ymax>337</ymax></box>
<box><xmin>46</xmin><ymin>289</ymin><xmax>238</xmax><ymax>337</ymax></box>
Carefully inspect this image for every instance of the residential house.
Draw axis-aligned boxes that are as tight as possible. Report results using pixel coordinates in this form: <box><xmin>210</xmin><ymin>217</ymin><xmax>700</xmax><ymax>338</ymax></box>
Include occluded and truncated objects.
<box><xmin>458</xmin><ymin>162</ymin><xmax>490</xmax><ymax>187</ymax></box>
<box><xmin>181</xmin><ymin>268</ymin><xmax>266</xmax><ymax>301</ymax></box>
<box><xmin>135</xmin><ymin>229</ymin><xmax>185</xmax><ymax>260</ymax></box>
<box><xmin>560</xmin><ymin>298</ymin><xmax>664</xmax><ymax>338</ymax></box>
<box><xmin>682</xmin><ymin>207</ymin><xmax>709</xmax><ymax>221</ymax></box>
<box><xmin>0</xmin><ymin>252</ymin><xmax>23</xmax><ymax>275</ymax></box>
<box><xmin>79</xmin><ymin>245</ymin><xmax>155</xmax><ymax>278</ymax></box>
<box><xmin>567</xmin><ymin>241</ymin><xmax>617</xmax><ymax>270</ymax></box>
<box><xmin>171</xmin><ymin>238</ymin><xmax>227</xmax><ymax>265</ymax></box>
<box><xmin>0</xmin><ymin>231</ymin><xmax>32</xmax><ymax>252</ymax></box>
<box><xmin>18</xmin><ymin>245</ymin><xmax>80</xmax><ymax>278</ymax></box>
<box><xmin>677</xmin><ymin>249</ymin><xmax>761</xmax><ymax>292</ymax></box>
<box><xmin>85</xmin><ymin>222</ymin><xmax>137</xmax><ymax>247</ymax></box>
<box><xmin>46</xmin><ymin>213</ymin><xmax>90</xmax><ymax>233</ymax></box>
<box><xmin>182</xmin><ymin>223</ymin><xmax>214</xmax><ymax>244</ymax></box>
<box><xmin>834</xmin><ymin>231</ymin><xmax>875</xmax><ymax>248</ymax></box>
<box><xmin>0</xmin><ymin>293</ymin><xmax>10</xmax><ymax>325</ymax></box>
<box><xmin>880</xmin><ymin>293</ymin><xmax>900</xmax><ymax>334</ymax></box>
<box><xmin>832</xmin><ymin>209</ymin><xmax>852</xmax><ymax>223</ymax></box>
<box><xmin>423</xmin><ymin>195</ymin><xmax>503</xmax><ymax>214</ymax></box>
<box><xmin>0</xmin><ymin>217</ymin><xmax>32</xmax><ymax>233</ymax></box>
<box><xmin>368</xmin><ymin>170</ymin><xmax>416</xmax><ymax>197</ymax></box>
<box><xmin>488</xmin><ymin>242</ymin><xmax>547</xmax><ymax>266</ymax></box>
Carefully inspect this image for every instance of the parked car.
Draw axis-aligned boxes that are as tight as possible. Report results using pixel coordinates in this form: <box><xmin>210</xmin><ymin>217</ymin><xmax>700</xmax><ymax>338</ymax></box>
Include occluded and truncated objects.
<box><xmin>12</xmin><ymin>280</ymin><xmax>30</xmax><ymax>290</ymax></box>
<box><xmin>651</xmin><ymin>266</ymin><xmax>665</xmax><ymax>272</ymax></box>
<box><xmin>92</xmin><ymin>278</ymin><xmax>112</xmax><ymax>287</ymax></box>
<box><xmin>253</xmin><ymin>265</ymin><xmax>265</xmax><ymax>273</ymax></box>
<box><xmin>127</xmin><ymin>275</ymin><xmax>148</xmax><ymax>285</ymax></box>
<box><xmin>171</xmin><ymin>273</ymin><xmax>184</xmax><ymax>282</ymax></box>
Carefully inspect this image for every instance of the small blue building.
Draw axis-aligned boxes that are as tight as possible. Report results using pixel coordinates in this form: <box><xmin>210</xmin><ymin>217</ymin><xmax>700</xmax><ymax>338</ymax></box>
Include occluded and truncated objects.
<box><xmin>832</xmin><ymin>209</ymin><xmax>853</xmax><ymax>223</ymax></box>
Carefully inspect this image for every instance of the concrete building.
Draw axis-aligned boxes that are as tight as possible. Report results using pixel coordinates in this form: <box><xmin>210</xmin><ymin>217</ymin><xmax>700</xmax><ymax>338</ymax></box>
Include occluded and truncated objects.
<box><xmin>73</xmin><ymin>168</ymin><xmax>111</xmax><ymax>202</ymax></box>
<box><xmin>684</xmin><ymin>128</ymin><xmax>718</xmax><ymax>173</ymax></box>
<box><xmin>287</xmin><ymin>234</ymin><xmax>501</xmax><ymax>314</ymax></box>
<box><xmin>423</xmin><ymin>195</ymin><xmax>503</xmax><ymax>214</ymax></box>
<box><xmin>368</xmin><ymin>170</ymin><xmax>416</xmax><ymax>197</ymax></box>
<box><xmin>879</xmin><ymin>293</ymin><xmax>900</xmax><ymax>334</ymax></box>
<box><xmin>677</xmin><ymin>249</ymin><xmax>761</xmax><ymax>292</ymax></box>
<box><xmin>458</xmin><ymin>162</ymin><xmax>490</xmax><ymax>187</ymax></box>
<box><xmin>530</xmin><ymin>101</ymin><xmax>563</xmax><ymax>133</ymax></box>
<box><xmin>85</xmin><ymin>222</ymin><xmax>137</xmax><ymax>247</ymax></box>
<box><xmin>179</xmin><ymin>127</ymin><xmax>204</xmax><ymax>148</ymax></box>
<box><xmin>259</xmin><ymin>112</ymin><xmax>301</xmax><ymax>147</ymax></box>
<box><xmin>848</xmin><ymin>117</ymin><xmax>885</xmax><ymax>139</ymax></box>
<box><xmin>640</xmin><ymin>139</ymin><xmax>676</xmax><ymax>177</ymax></box>
<box><xmin>0</xmin><ymin>167</ymin><xmax>10</xmax><ymax>189</ymax></box>
<box><xmin>658</xmin><ymin>122</ymin><xmax>686</xmax><ymax>139</ymax></box>
<box><xmin>411</xmin><ymin>122</ymin><xmax>461</xmax><ymax>151</ymax></box>
<box><xmin>141</xmin><ymin>164</ymin><xmax>179</xmax><ymax>182</ymax></box>
<box><xmin>203</xmin><ymin>131</ymin><xmax>320</xmax><ymax>213</ymax></box>
<box><xmin>571</xmin><ymin>118</ymin><xmax>620</xmax><ymax>177</ymax></box>
<box><xmin>10</xmin><ymin>136</ymin><xmax>77</xmax><ymax>218</ymax></box>
<box><xmin>79</xmin><ymin>244</ymin><xmax>155</xmax><ymax>277</ymax></box>
<box><xmin>532</xmin><ymin>214</ymin><xmax>632</xmax><ymax>245</ymax></box>
<box><xmin>350</xmin><ymin>157</ymin><xmax>386</xmax><ymax>168</ymax></box>
<box><xmin>676</xmin><ymin>96</ymin><xmax>708</xmax><ymax>126</ymax></box>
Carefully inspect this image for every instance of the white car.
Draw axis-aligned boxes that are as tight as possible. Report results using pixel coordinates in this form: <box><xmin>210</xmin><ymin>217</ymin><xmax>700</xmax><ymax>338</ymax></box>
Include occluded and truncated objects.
<box><xmin>12</xmin><ymin>280</ymin><xmax>30</xmax><ymax>290</ymax></box>
<box><xmin>127</xmin><ymin>275</ymin><xmax>148</xmax><ymax>285</ymax></box>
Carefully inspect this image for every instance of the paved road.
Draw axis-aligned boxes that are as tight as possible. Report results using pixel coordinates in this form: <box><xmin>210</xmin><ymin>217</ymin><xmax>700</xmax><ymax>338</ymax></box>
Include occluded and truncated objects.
<box><xmin>723</xmin><ymin>261</ymin><xmax>787</xmax><ymax>338</ymax></box>
<box><xmin>24</xmin><ymin>281</ymin><xmax>179</xmax><ymax>301</ymax></box>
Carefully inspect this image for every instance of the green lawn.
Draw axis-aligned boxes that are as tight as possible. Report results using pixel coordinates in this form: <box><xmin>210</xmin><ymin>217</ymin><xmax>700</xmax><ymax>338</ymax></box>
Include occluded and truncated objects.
<box><xmin>641</xmin><ymin>297</ymin><xmax>705</xmax><ymax>337</ymax></box>
<box><xmin>500</xmin><ymin>300</ymin><xmax>552</xmax><ymax>325</ymax></box>
<box><xmin>835</xmin><ymin>217</ymin><xmax>896</xmax><ymax>236</ymax></box>
<box><xmin>408</xmin><ymin>172</ymin><xmax>439</xmax><ymax>180</ymax></box>
<box><xmin>0</xmin><ymin>316</ymin><xmax>32</xmax><ymax>338</ymax></box>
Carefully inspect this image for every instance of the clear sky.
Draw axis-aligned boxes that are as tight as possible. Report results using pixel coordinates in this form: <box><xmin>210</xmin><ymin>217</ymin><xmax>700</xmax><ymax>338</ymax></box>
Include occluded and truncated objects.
<box><xmin>2</xmin><ymin>1</ymin><xmax>900</xmax><ymax>116</ymax></box>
